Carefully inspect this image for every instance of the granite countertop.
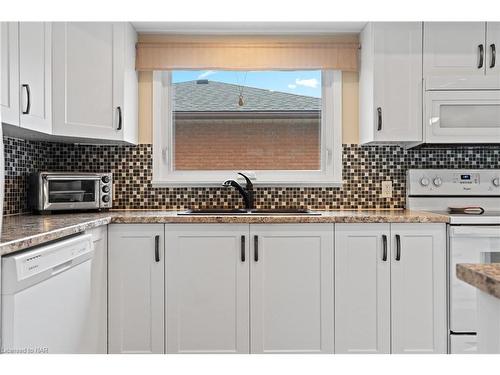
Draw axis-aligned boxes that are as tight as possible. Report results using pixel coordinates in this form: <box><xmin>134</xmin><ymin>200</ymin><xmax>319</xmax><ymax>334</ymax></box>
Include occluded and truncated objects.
<box><xmin>457</xmin><ymin>264</ymin><xmax>500</xmax><ymax>300</ymax></box>
<box><xmin>0</xmin><ymin>209</ymin><xmax>449</xmax><ymax>256</ymax></box>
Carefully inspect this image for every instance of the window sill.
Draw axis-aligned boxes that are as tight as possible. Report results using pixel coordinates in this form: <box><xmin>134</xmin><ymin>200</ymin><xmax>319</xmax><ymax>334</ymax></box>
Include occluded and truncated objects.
<box><xmin>151</xmin><ymin>179</ymin><xmax>343</xmax><ymax>188</ymax></box>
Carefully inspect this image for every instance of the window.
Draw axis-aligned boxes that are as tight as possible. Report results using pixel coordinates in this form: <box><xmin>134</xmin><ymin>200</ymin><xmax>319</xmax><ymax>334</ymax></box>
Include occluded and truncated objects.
<box><xmin>153</xmin><ymin>70</ymin><xmax>342</xmax><ymax>186</ymax></box>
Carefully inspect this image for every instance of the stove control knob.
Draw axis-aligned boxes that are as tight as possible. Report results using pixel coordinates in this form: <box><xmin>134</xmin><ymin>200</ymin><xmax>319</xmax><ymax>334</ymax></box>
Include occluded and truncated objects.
<box><xmin>420</xmin><ymin>177</ymin><xmax>430</xmax><ymax>187</ymax></box>
<box><xmin>433</xmin><ymin>177</ymin><xmax>443</xmax><ymax>187</ymax></box>
<box><xmin>493</xmin><ymin>177</ymin><xmax>500</xmax><ymax>187</ymax></box>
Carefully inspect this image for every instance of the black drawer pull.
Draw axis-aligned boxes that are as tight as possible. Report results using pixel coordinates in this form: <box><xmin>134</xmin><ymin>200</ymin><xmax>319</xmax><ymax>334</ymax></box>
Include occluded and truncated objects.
<box><xmin>22</xmin><ymin>84</ymin><xmax>31</xmax><ymax>114</ymax></box>
<box><xmin>395</xmin><ymin>234</ymin><xmax>401</xmax><ymax>261</ymax></box>
<box><xmin>154</xmin><ymin>235</ymin><xmax>160</xmax><ymax>262</ymax></box>
<box><xmin>382</xmin><ymin>234</ymin><xmax>388</xmax><ymax>262</ymax></box>
<box><xmin>490</xmin><ymin>44</ymin><xmax>496</xmax><ymax>68</ymax></box>
<box><xmin>478</xmin><ymin>44</ymin><xmax>484</xmax><ymax>69</ymax></box>
<box><xmin>254</xmin><ymin>235</ymin><xmax>258</xmax><ymax>262</ymax></box>
<box><xmin>241</xmin><ymin>235</ymin><xmax>245</xmax><ymax>262</ymax></box>
<box><xmin>377</xmin><ymin>107</ymin><xmax>382</xmax><ymax>131</ymax></box>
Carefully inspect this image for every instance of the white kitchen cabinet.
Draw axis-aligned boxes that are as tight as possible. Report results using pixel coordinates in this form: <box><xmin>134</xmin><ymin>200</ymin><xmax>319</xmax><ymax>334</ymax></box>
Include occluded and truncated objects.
<box><xmin>18</xmin><ymin>22</ymin><xmax>52</xmax><ymax>133</ymax></box>
<box><xmin>1</xmin><ymin>22</ymin><xmax>19</xmax><ymax>126</ymax></box>
<box><xmin>250</xmin><ymin>224</ymin><xmax>334</xmax><ymax>353</ymax></box>
<box><xmin>52</xmin><ymin>22</ymin><xmax>138</xmax><ymax>143</ymax></box>
<box><xmin>108</xmin><ymin>224</ymin><xmax>164</xmax><ymax>354</ymax></box>
<box><xmin>1</xmin><ymin>22</ymin><xmax>51</xmax><ymax>132</ymax></box>
<box><xmin>424</xmin><ymin>22</ymin><xmax>500</xmax><ymax>89</ymax></box>
<box><xmin>335</xmin><ymin>224</ymin><xmax>391</xmax><ymax>354</ymax></box>
<box><xmin>359</xmin><ymin>22</ymin><xmax>423</xmax><ymax>144</ymax></box>
<box><xmin>165</xmin><ymin>224</ymin><xmax>249</xmax><ymax>354</ymax></box>
<box><xmin>486</xmin><ymin>22</ymin><xmax>500</xmax><ymax>76</ymax></box>
<box><xmin>390</xmin><ymin>223</ymin><xmax>447</xmax><ymax>354</ymax></box>
<box><xmin>81</xmin><ymin>226</ymin><xmax>108</xmax><ymax>353</ymax></box>
<box><xmin>165</xmin><ymin>223</ymin><xmax>334</xmax><ymax>354</ymax></box>
<box><xmin>334</xmin><ymin>223</ymin><xmax>447</xmax><ymax>354</ymax></box>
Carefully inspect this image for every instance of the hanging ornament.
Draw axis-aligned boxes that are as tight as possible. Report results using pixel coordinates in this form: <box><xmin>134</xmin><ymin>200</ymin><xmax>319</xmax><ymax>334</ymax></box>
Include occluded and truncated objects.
<box><xmin>235</xmin><ymin>72</ymin><xmax>248</xmax><ymax>107</ymax></box>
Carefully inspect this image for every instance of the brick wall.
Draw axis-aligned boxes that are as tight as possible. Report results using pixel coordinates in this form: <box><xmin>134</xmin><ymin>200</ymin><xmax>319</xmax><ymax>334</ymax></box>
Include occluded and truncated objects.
<box><xmin>174</xmin><ymin>117</ymin><xmax>321</xmax><ymax>170</ymax></box>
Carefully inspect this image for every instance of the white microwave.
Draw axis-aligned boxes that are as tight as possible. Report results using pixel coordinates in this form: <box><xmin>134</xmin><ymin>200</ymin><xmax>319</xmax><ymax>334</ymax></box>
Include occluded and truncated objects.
<box><xmin>424</xmin><ymin>90</ymin><xmax>500</xmax><ymax>143</ymax></box>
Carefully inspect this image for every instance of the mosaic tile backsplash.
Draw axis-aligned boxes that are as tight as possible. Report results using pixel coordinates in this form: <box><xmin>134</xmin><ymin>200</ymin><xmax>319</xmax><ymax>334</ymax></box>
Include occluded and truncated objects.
<box><xmin>3</xmin><ymin>136</ymin><xmax>500</xmax><ymax>216</ymax></box>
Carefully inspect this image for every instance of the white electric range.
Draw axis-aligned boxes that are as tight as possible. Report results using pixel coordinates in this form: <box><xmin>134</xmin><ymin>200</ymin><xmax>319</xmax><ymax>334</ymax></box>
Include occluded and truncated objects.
<box><xmin>407</xmin><ymin>169</ymin><xmax>500</xmax><ymax>354</ymax></box>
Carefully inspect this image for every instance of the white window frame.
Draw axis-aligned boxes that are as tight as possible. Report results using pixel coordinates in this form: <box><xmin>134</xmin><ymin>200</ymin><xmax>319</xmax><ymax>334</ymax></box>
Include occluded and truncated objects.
<box><xmin>152</xmin><ymin>70</ymin><xmax>342</xmax><ymax>187</ymax></box>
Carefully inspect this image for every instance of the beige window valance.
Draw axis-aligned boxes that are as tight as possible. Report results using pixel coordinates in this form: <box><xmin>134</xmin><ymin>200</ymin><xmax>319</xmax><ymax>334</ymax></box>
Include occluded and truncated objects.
<box><xmin>135</xmin><ymin>34</ymin><xmax>359</xmax><ymax>72</ymax></box>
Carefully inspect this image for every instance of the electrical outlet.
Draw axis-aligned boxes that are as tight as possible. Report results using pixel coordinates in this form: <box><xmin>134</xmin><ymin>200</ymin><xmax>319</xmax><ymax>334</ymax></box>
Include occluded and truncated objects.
<box><xmin>381</xmin><ymin>181</ymin><xmax>393</xmax><ymax>198</ymax></box>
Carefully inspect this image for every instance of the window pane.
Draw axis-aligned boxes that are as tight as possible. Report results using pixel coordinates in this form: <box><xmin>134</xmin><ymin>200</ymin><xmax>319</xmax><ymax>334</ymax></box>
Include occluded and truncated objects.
<box><xmin>171</xmin><ymin>70</ymin><xmax>322</xmax><ymax>171</ymax></box>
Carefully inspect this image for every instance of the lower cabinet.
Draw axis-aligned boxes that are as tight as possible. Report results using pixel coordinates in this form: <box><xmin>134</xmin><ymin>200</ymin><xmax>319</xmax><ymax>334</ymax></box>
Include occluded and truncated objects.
<box><xmin>108</xmin><ymin>224</ymin><xmax>165</xmax><ymax>354</ymax></box>
<box><xmin>82</xmin><ymin>226</ymin><xmax>108</xmax><ymax>353</ymax></box>
<box><xmin>250</xmin><ymin>224</ymin><xmax>334</xmax><ymax>353</ymax></box>
<box><xmin>335</xmin><ymin>223</ymin><xmax>447</xmax><ymax>354</ymax></box>
<box><xmin>107</xmin><ymin>222</ymin><xmax>445</xmax><ymax>355</ymax></box>
<box><xmin>164</xmin><ymin>223</ymin><xmax>334</xmax><ymax>354</ymax></box>
<box><xmin>165</xmin><ymin>224</ymin><xmax>249</xmax><ymax>353</ymax></box>
<box><xmin>335</xmin><ymin>224</ymin><xmax>391</xmax><ymax>354</ymax></box>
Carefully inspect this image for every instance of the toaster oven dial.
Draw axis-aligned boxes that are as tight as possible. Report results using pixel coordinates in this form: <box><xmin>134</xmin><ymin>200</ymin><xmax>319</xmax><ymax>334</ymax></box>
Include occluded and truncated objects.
<box><xmin>102</xmin><ymin>186</ymin><xmax>110</xmax><ymax>193</ymax></box>
<box><xmin>101</xmin><ymin>175</ymin><xmax>110</xmax><ymax>184</ymax></box>
<box><xmin>102</xmin><ymin>195</ymin><xmax>110</xmax><ymax>203</ymax></box>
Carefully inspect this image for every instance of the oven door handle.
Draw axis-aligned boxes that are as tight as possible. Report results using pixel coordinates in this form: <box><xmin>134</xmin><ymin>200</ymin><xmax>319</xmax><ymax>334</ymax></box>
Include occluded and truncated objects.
<box><xmin>450</xmin><ymin>226</ymin><xmax>500</xmax><ymax>238</ymax></box>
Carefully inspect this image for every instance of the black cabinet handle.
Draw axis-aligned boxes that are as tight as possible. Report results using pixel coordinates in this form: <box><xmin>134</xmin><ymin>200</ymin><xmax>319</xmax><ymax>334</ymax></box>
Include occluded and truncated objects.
<box><xmin>382</xmin><ymin>234</ymin><xmax>388</xmax><ymax>262</ymax></box>
<box><xmin>395</xmin><ymin>234</ymin><xmax>401</xmax><ymax>261</ymax></box>
<box><xmin>478</xmin><ymin>44</ymin><xmax>484</xmax><ymax>69</ymax></box>
<box><xmin>22</xmin><ymin>84</ymin><xmax>31</xmax><ymax>114</ymax></box>
<box><xmin>117</xmin><ymin>106</ymin><xmax>122</xmax><ymax>130</ymax></box>
<box><xmin>241</xmin><ymin>235</ymin><xmax>245</xmax><ymax>262</ymax></box>
<box><xmin>490</xmin><ymin>44</ymin><xmax>496</xmax><ymax>68</ymax></box>
<box><xmin>254</xmin><ymin>235</ymin><xmax>258</xmax><ymax>262</ymax></box>
<box><xmin>154</xmin><ymin>235</ymin><xmax>160</xmax><ymax>262</ymax></box>
<box><xmin>377</xmin><ymin>107</ymin><xmax>382</xmax><ymax>131</ymax></box>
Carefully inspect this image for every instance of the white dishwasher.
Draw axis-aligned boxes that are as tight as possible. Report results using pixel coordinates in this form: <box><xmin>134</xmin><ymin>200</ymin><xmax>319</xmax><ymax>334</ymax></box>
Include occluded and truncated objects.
<box><xmin>1</xmin><ymin>234</ymin><xmax>94</xmax><ymax>354</ymax></box>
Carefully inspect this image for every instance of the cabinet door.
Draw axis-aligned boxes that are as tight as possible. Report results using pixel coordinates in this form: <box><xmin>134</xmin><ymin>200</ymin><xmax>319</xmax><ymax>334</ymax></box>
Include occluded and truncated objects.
<box><xmin>250</xmin><ymin>224</ymin><xmax>334</xmax><ymax>353</ymax></box>
<box><xmin>335</xmin><ymin>224</ymin><xmax>391</xmax><ymax>354</ymax></box>
<box><xmin>390</xmin><ymin>224</ymin><xmax>447</xmax><ymax>354</ymax></box>
<box><xmin>18</xmin><ymin>22</ymin><xmax>51</xmax><ymax>133</ymax></box>
<box><xmin>108</xmin><ymin>224</ymin><xmax>164</xmax><ymax>354</ymax></box>
<box><xmin>1</xmin><ymin>22</ymin><xmax>19</xmax><ymax>126</ymax></box>
<box><xmin>80</xmin><ymin>226</ymin><xmax>107</xmax><ymax>353</ymax></box>
<box><xmin>372</xmin><ymin>22</ymin><xmax>422</xmax><ymax>143</ymax></box>
<box><xmin>486</xmin><ymin>22</ymin><xmax>500</xmax><ymax>78</ymax></box>
<box><xmin>423</xmin><ymin>22</ymin><xmax>492</xmax><ymax>89</ymax></box>
<box><xmin>165</xmin><ymin>224</ymin><xmax>249</xmax><ymax>353</ymax></box>
<box><xmin>52</xmin><ymin>22</ymin><xmax>124</xmax><ymax>140</ymax></box>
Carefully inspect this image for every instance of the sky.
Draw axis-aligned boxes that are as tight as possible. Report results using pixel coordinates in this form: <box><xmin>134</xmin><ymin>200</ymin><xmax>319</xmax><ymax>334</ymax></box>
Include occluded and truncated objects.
<box><xmin>172</xmin><ymin>70</ymin><xmax>322</xmax><ymax>98</ymax></box>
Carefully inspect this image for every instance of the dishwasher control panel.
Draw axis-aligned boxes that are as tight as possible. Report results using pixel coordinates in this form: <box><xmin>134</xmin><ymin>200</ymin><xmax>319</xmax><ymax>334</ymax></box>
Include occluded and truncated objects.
<box><xmin>1</xmin><ymin>234</ymin><xmax>93</xmax><ymax>293</ymax></box>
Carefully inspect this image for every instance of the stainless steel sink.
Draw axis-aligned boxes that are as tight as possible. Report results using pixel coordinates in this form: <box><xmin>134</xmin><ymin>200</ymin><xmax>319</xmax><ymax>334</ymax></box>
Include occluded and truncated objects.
<box><xmin>178</xmin><ymin>209</ymin><xmax>321</xmax><ymax>216</ymax></box>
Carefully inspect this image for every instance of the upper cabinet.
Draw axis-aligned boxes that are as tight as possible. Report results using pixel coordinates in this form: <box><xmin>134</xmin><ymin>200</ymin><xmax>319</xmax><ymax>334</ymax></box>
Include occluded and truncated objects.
<box><xmin>1</xmin><ymin>22</ymin><xmax>20</xmax><ymax>126</ymax></box>
<box><xmin>52</xmin><ymin>22</ymin><xmax>138</xmax><ymax>143</ymax></box>
<box><xmin>424</xmin><ymin>22</ymin><xmax>500</xmax><ymax>90</ymax></box>
<box><xmin>1</xmin><ymin>22</ymin><xmax>52</xmax><ymax>133</ymax></box>
<box><xmin>487</xmin><ymin>23</ymin><xmax>500</xmax><ymax>76</ymax></box>
<box><xmin>1</xmin><ymin>21</ymin><xmax>138</xmax><ymax>144</ymax></box>
<box><xmin>359</xmin><ymin>22</ymin><xmax>423</xmax><ymax>145</ymax></box>
<box><xmin>18</xmin><ymin>22</ymin><xmax>52</xmax><ymax>134</ymax></box>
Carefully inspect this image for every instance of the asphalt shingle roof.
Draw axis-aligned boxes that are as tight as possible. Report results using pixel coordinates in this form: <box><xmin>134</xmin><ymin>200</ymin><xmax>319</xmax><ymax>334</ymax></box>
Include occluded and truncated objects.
<box><xmin>173</xmin><ymin>80</ymin><xmax>321</xmax><ymax>112</ymax></box>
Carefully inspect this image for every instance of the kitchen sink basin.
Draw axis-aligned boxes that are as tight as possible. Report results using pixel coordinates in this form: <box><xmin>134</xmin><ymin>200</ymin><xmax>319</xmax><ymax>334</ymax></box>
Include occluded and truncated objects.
<box><xmin>178</xmin><ymin>209</ymin><xmax>321</xmax><ymax>216</ymax></box>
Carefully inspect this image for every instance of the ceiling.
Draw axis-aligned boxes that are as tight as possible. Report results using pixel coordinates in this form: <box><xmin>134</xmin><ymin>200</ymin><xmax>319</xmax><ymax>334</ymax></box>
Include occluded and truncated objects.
<box><xmin>131</xmin><ymin>22</ymin><xmax>367</xmax><ymax>34</ymax></box>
